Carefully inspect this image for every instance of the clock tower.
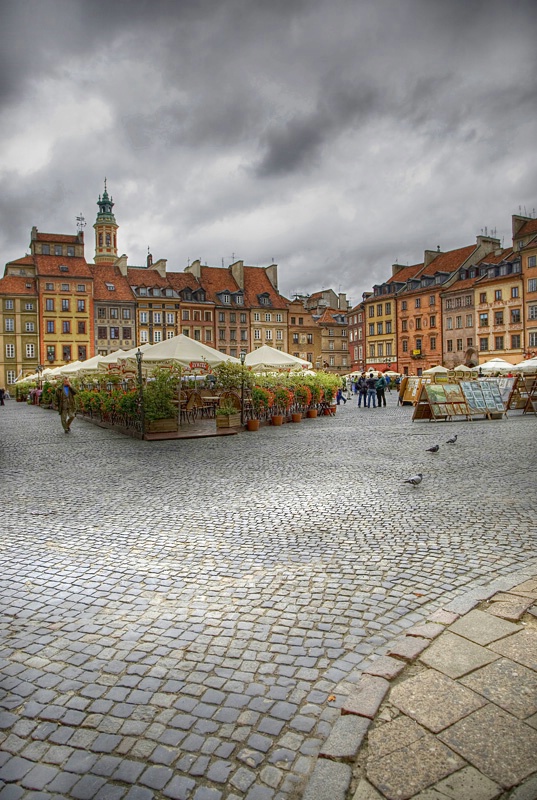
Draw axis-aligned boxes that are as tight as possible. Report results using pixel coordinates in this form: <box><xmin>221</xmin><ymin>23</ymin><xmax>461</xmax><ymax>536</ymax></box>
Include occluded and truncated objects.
<box><xmin>94</xmin><ymin>179</ymin><xmax>118</xmax><ymax>264</ymax></box>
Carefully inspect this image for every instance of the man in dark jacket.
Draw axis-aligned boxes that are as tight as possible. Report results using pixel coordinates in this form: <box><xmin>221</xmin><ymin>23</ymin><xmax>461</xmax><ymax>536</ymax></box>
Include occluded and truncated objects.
<box><xmin>56</xmin><ymin>377</ymin><xmax>77</xmax><ymax>433</ymax></box>
<box><xmin>376</xmin><ymin>375</ymin><xmax>387</xmax><ymax>407</ymax></box>
<box><xmin>357</xmin><ymin>373</ymin><xmax>368</xmax><ymax>407</ymax></box>
<box><xmin>366</xmin><ymin>373</ymin><xmax>377</xmax><ymax>408</ymax></box>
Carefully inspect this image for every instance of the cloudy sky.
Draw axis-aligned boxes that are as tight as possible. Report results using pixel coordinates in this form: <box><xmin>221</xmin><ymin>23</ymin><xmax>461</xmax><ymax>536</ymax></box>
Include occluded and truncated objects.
<box><xmin>1</xmin><ymin>0</ymin><xmax>536</xmax><ymax>306</ymax></box>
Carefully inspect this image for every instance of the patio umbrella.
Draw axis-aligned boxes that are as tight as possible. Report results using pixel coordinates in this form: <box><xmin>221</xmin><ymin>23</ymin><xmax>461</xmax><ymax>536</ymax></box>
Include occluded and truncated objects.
<box><xmin>244</xmin><ymin>345</ymin><xmax>312</xmax><ymax>371</ymax></box>
<box><xmin>515</xmin><ymin>357</ymin><xmax>537</xmax><ymax>374</ymax></box>
<box><xmin>58</xmin><ymin>360</ymin><xmax>83</xmax><ymax>375</ymax></box>
<box><xmin>125</xmin><ymin>334</ymin><xmax>240</xmax><ymax>369</ymax></box>
<box><xmin>77</xmin><ymin>354</ymin><xmax>107</xmax><ymax>374</ymax></box>
<box><xmin>422</xmin><ymin>365</ymin><xmax>449</xmax><ymax>375</ymax></box>
<box><xmin>453</xmin><ymin>364</ymin><xmax>476</xmax><ymax>373</ymax></box>
<box><xmin>477</xmin><ymin>358</ymin><xmax>514</xmax><ymax>374</ymax></box>
<box><xmin>96</xmin><ymin>349</ymin><xmax>128</xmax><ymax>372</ymax></box>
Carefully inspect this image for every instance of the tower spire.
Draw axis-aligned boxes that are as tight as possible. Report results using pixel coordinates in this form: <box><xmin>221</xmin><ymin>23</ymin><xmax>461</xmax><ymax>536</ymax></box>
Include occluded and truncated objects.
<box><xmin>94</xmin><ymin>179</ymin><xmax>118</xmax><ymax>264</ymax></box>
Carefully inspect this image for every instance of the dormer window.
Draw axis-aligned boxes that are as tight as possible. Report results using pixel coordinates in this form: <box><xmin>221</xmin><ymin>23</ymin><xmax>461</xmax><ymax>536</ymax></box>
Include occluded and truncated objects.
<box><xmin>222</xmin><ymin>293</ymin><xmax>231</xmax><ymax>304</ymax></box>
<box><xmin>139</xmin><ymin>287</ymin><xmax>147</xmax><ymax>296</ymax></box>
<box><xmin>59</xmin><ymin>265</ymin><xmax>69</xmax><ymax>272</ymax></box>
<box><xmin>42</xmin><ymin>244</ymin><xmax>50</xmax><ymax>255</ymax></box>
<box><xmin>67</xmin><ymin>246</ymin><xmax>75</xmax><ymax>257</ymax></box>
<box><xmin>153</xmin><ymin>288</ymin><xmax>161</xmax><ymax>296</ymax></box>
<box><xmin>165</xmin><ymin>288</ymin><xmax>173</xmax><ymax>297</ymax></box>
<box><xmin>235</xmin><ymin>294</ymin><xmax>244</xmax><ymax>305</ymax></box>
<box><xmin>105</xmin><ymin>282</ymin><xmax>115</xmax><ymax>291</ymax></box>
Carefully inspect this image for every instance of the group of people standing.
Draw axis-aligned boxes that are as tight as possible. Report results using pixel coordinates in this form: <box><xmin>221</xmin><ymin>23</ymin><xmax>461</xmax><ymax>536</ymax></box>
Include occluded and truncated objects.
<box><xmin>354</xmin><ymin>372</ymin><xmax>391</xmax><ymax>408</ymax></box>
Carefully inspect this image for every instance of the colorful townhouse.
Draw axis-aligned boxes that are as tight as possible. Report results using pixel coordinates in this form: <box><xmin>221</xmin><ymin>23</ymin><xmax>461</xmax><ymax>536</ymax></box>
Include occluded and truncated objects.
<box><xmin>512</xmin><ymin>215</ymin><xmax>537</xmax><ymax>359</ymax></box>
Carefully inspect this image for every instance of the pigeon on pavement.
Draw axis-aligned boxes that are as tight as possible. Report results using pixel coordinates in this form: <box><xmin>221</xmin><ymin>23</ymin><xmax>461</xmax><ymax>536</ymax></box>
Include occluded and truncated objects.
<box><xmin>403</xmin><ymin>473</ymin><xmax>423</xmax><ymax>487</ymax></box>
<box><xmin>446</xmin><ymin>435</ymin><xmax>458</xmax><ymax>444</ymax></box>
<box><xmin>426</xmin><ymin>444</ymin><xmax>440</xmax><ymax>453</ymax></box>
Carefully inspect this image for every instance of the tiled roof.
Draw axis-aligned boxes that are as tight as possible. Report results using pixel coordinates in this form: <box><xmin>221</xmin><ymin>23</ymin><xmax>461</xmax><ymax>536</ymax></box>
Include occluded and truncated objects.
<box><xmin>6</xmin><ymin>255</ymin><xmax>34</xmax><ymax>267</ymax></box>
<box><xmin>316</xmin><ymin>308</ymin><xmax>346</xmax><ymax>324</ymax></box>
<box><xmin>92</xmin><ymin>264</ymin><xmax>136</xmax><ymax>302</ymax></box>
<box><xmin>478</xmin><ymin>247</ymin><xmax>514</xmax><ymax>265</ymax></box>
<box><xmin>242</xmin><ymin>266</ymin><xmax>288</xmax><ymax>309</ymax></box>
<box><xmin>35</xmin><ymin>232</ymin><xmax>80</xmax><ymax>243</ymax></box>
<box><xmin>127</xmin><ymin>267</ymin><xmax>172</xmax><ymax>289</ymax></box>
<box><xmin>34</xmin><ymin>255</ymin><xmax>93</xmax><ymax>278</ymax></box>
<box><xmin>0</xmin><ymin>275</ymin><xmax>37</xmax><ymax>295</ymax></box>
<box><xmin>386</xmin><ymin>263</ymin><xmax>424</xmax><ymax>285</ymax></box>
<box><xmin>516</xmin><ymin>218</ymin><xmax>537</xmax><ymax>237</ymax></box>
<box><xmin>167</xmin><ymin>271</ymin><xmax>204</xmax><ymax>295</ymax></box>
<box><xmin>199</xmin><ymin>266</ymin><xmax>240</xmax><ymax>303</ymax></box>
<box><xmin>423</xmin><ymin>244</ymin><xmax>477</xmax><ymax>273</ymax></box>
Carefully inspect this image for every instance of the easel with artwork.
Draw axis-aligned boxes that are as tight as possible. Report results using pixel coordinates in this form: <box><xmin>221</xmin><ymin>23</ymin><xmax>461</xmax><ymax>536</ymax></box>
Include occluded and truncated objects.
<box><xmin>522</xmin><ymin>376</ymin><xmax>537</xmax><ymax>415</ymax></box>
<box><xmin>412</xmin><ymin>383</ymin><xmax>471</xmax><ymax>421</ymax></box>
<box><xmin>460</xmin><ymin>380</ymin><xmax>507</xmax><ymax>420</ymax></box>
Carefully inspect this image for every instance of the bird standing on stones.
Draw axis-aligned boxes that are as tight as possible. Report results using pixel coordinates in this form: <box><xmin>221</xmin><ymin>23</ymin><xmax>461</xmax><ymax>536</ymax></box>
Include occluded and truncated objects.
<box><xmin>403</xmin><ymin>473</ymin><xmax>423</xmax><ymax>487</ymax></box>
<box><xmin>446</xmin><ymin>435</ymin><xmax>458</xmax><ymax>444</ymax></box>
<box><xmin>426</xmin><ymin>444</ymin><xmax>440</xmax><ymax>453</ymax></box>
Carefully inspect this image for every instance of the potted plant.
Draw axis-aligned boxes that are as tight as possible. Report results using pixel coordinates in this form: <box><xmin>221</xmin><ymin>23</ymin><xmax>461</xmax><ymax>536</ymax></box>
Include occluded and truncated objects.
<box><xmin>272</xmin><ymin>386</ymin><xmax>293</xmax><ymax>423</ymax></box>
<box><xmin>143</xmin><ymin>369</ymin><xmax>179</xmax><ymax>432</ymax></box>
<box><xmin>215</xmin><ymin>398</ymin><xmax>242</xmax><ymax>428</ymax></box>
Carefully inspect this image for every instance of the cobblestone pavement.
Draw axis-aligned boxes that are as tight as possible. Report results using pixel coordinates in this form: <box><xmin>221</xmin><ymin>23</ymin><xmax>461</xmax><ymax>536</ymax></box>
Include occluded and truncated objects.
<box><xmin>0</xmin><ymin>394</ymin><xmax>536</xmax><ymax>800</ymax></box>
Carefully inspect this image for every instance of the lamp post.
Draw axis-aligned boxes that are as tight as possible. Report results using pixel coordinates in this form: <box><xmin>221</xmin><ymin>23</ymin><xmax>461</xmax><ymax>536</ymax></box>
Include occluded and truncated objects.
<box><xmin>240</xmin><ymin>350</ymin><xmax>246</xmax><ymax>425</ymax></box>
<box><xmin>135</xmin><ymin>348</ymin><xmax>145</xmax><ymax>435</ymax></box>
<box><xmin>36</xmin><ymin>363</ymin><xmax>44</xmax><ymax>389</ymax></box>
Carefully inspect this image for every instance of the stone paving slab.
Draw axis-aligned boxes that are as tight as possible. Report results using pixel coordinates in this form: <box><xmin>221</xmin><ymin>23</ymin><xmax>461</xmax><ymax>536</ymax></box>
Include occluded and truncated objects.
<box><xmin>489</xmin><ymin>628</ymin><xmax>537</xmax><ymax>671</ymax></box>
<box><xmin>485</xmin><ymin>597</ymin><xmax>534</xmax><ymax>621</ymax></box>
<box><xmin>414</xmin><ymin>765</ymin><xmax>501</xmax><ymax>800</ymax></box>
<box><xmin>418</xmin><ymin>631</ymin><xmax>499</xmax><ymax>679</ymax></box>
<box><xmin>438</xmin><ymin>703</ymin><xmax>537</xmax><ymax>789</ymax></box>
<box><xmin>460</xmin><ymin>656</ymin><xmax>537</xmax><ymax>719</ymax></box>
<box><xmin>447</xmin><ymin>608</ymin><xmax>521</xmax><ymax>645</ymax></box>
<box><xmin>388</xmin><ymin>669</ymin><xmax>486</xmax><ymax>733</ymax></box>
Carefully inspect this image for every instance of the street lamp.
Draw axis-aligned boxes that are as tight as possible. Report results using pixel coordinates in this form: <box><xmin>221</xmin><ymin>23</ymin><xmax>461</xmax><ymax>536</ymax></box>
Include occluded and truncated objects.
<box><xmin>36</xmin><ymin>363</ymin><xmax>44</xmax><ymax>388</ymax></box>
<box><xmin>135</xmin><ymin>348</ymin><xmax>145</xmax><ymax>435</ymax></box>
<box><xmin>240</xmin><ymin>350</ymin><xmax>247</xmax><ymax>425</ymax></box>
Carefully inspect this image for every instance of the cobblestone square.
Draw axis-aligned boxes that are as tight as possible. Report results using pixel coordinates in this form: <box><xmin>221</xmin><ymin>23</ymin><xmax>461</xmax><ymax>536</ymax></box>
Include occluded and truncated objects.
<box><xmin>1</xmin><ymin>396</ymin><xmax>536</xmax><ymax>799</ymax></box>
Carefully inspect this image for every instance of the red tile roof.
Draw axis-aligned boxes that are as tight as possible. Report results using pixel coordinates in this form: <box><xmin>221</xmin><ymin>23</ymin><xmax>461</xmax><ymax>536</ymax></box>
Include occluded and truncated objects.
<box><xmin>34</xmin><ymin>255</ymin><xmax>94</xmax><ymax>278</ymax></box>
<box><xmin>386</xmin><ymin>263</ymin><xmax>424</xmax><ymax>285</ymax></box>
<box><xmin>92</xmin><ymin>264</ymin><xmax>136</xmax><ymax>302</ymax></box>
<box><xmin>35</xmin><ymin>232</ymin><xmax>80</xmax><ymax>243</ymax></box>
<box><xmin>0</xmin><ymin>275</ymin><xmax>37</xmax><ymax>295</ymax></box>
<box><xmin>167</xmin><ymin>271</ymin><xmax>204</xmax><ymax>294</ymax></box>
<box><xmin>516</xmin><ymin>218</ymin><xmax>537</xmax><ymax>237</ymax></box>
<box><xmin>6</xmin><ymin>255</ymin><xmax>35</xmax><ymax>268</ymax></box>
<box><xmin>421</xmin><ymin>244</ymin><xmax>477</xmax><ymax>274</ymax></box>
<box><xmin>317</xmin><ymin>308</ymin><xmax>346</xmax><ymax>324</ymax></box>
<box><xmin>478</xmin><ymin>247</ymin><xmax>513</xmax><ymax>265</ymax></box>
<box><xmin>199</xmin><ymin>266</ymin><xmax>240</xmax><ymax>303</ymax></box>
<box><xmin>127</xmin><ymin>267</ymin><xmax>173</xmax><ymax>289</ymax></box>
<box><xmin>243</xmin><ymin>266</ymin><xmax>288</xmax><ymax>309</ymax></box>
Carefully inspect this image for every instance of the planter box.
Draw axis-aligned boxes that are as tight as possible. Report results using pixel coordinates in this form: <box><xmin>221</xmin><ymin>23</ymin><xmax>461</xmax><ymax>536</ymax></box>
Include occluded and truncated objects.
<box><xmin>216</xmin><ymin>413</ymin><xmax>242</xmax><ymax>428</ymax></box>
<box><xmin>146</xmin><ymin>417</ymin><xmax>178</xmax><ymax>433</ymax></box>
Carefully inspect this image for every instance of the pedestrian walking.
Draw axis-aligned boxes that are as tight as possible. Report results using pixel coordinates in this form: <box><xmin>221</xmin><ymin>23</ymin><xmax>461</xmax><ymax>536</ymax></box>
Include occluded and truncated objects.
<box><xmin>56</xmin><ymin>377</ymin><xmax>77</xmax><ymax>433</ymax></box>
<box><xmin>357</xmin><ymin>373</ymin><xmax>368</xmax><ymax>407</ymax></box>
<box><xmin>384</xmin><ymin>374</ymin><xmax>392</xmax><ymax>393</ymax></box>
<box><xmin>0</xmin><ymin>387</ymin><xmax>5</xmax><ymax>406</ymax></box>
<box><xmin>375</xmin><ymin>375</ymin><xmax>387</xmax><ymax>407</ymax></box>
<box><xmin>366</xmin><ymin>373</ymin><xmax>377</xmax><ymax>408</ymax></box>
<box><xmin>336</xmin><ymin>387</ymin><xmax>347</xmax><ymax>405</ymax></box>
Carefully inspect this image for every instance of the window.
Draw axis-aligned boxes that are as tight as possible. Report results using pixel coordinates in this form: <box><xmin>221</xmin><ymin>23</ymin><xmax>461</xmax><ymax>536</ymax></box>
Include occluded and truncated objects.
<box><xmin>307</xmin><ymin>334</ymin><xmax>313</xmax><ymax>344</ymax></box>
<box><xmin>230</xmin><ymin>329</ymin><xmax>237</xmax><ymax>341</ymax></box>
<box><xmin>77</xmin><ymin>285</ymin><xmax>86</xmax><ymax>294</ymax></box>
<box><xmin>415</xmin><ymin>298</ymin><xmax>421</xmax><ymax>308</ymax></box>
<box><xmin>55</xmin><ymin>245</ymin><xmax>62</xmax><ymax>256</ymax></box>
<box><xmin>98</xmin><ymin>326</ymin><xmax>107</xmax><ymax>339</ymax></box>
<box><xmin>511</xmin><ymin>309</ymin><xmax>521</xmax><ymax>324</ymax></box>
<box><xmin>165</xmin><ymin>312</ymin><xmax>174</xmax><ymax>324</ymax></box>
<box><xmin>455</xmin><ymin>316</ymin><xmax>462</xmax><ymax>329</ymax></box>
<box><xmin>293</xmin><ymin>333</ymin><xmax>299</xmax><ymax>344</ymax></box>
<box><xmin>46</xmin><ymin>345</ymin><xmax>55</xmax><ymax>361</ymax></box>
<box><xmin>46</xmin><ymin>299</ymin><xmax>54</xmax><ymax>311</ymax></box>
<box><xmin>205</xmin><ymin>330</ymin><xmax>212</xmax><ymax>342</ymax></box>
<box><xmin>494</xmin><ymin>311</ymin><xmax>503</xmax><ymax>325</ymax></box>
<box><xmin>429</xmin><ymin>316</ymin><xmax>436</xmax><ymax>328</ymax></box>
<box><xmin>140</xmin><ymin>312</ymin><xmax>148</xmax><ymax>324</ymax></box>
<box><xmin>480</xmin><ymin>337</ymin><xmax>488</xmax><ymax>351</ymax></box>
<box><xmin>108</xmin><ymin>327</ymin><xmax>119</xmax><ymax>340</ymax></box>
<box><xmin>5</xmin><ymin>300</ymin><xmax>13</xmax><ymax>310</ymax></box>
<box><xmin>6</xmin><ymin>344</ymin><xmax>15</xmax><ymax>358</ymax></box>
<box><xmin>467</xmin><ymin>338</ymin><xmax>473</xmax><ymax>348</ymax></box>
<box><xmin>329</xmin><ymin>340</ymin><xmax>334</xmax><ymax>351</ymax></box>
<box><xmin>26</xmin><ymin>343</ymin><xmax>35</xmax><ymax>358</ymax></box>
<box><xmin>254</xmin><ymin>329</ymin><xmax>261</xmax><ymax>340</ymax></box>
<box><xmin>62</xmin><ymin>345</ymin><xmax>71</xmax><ymax>361</ymax></box>
<box><xmin>265</xmin><ymin>313</ymin><xmax>272</xmax><ymax>322</ymax></box>
<box><xmin>219</xmin><ymin>329</ymin><xmax>226</xmax><ymax>341</ymax></box>
<box><xmin>401</xmin><ymin>301</ymin><xmax>407</xmax><ymax>311</ymax></box>
<box><xmin>153</xmin><ymin>331</ymin><xmax>162</xmax><ymax>343</ymax></box>
<box><xmin>429</xmin><ymin>295</ymin><xmax>435</xmax><ymax>306</ymax></box>
<box><xmin>495</xmin><ymin>290</ymin><xmax>502</xmax><ymax>301</ymax></box>
<box><xmin>140</xmin><ymin>330</ymin><xmax>148</xmax><ymax>343</ymax></box>
<box><xmin>97</xmin><ymin>308</ymin><xmax>106</xmax><ymax>319</ymax></box>
<box><xmin>60</xmin><ymin>283</ymin><xmax>69</xmax><ymax>291</ymax></box>
<box><xmin>377</xmin><ymin>322</ymin><xmax>383</xmax><ymax>334</ymax></box>
<box><xmin>528</xmin><ymin>279</ymin><xmax>537</xmax><ymax>292</ymax></box>
<box><xmin>369</xmin><ymin>344</ymin><xmax>375</xmax><ymax>357</ymax></box>
<box><xmin>45</xmin><ymin>283</ymin><xmax>54</xmax><ymax>291</ymax></box>
<box><xmin>78</xmin><ymin>346</ymin><xmax>86</xmax><ymax>361</ymax></box>
<box><xmin>122</xmin><ymin>308</ymin><xmax>131</xmax><ymax>320</ymax></box>
<box><xmin>222</xmin><ymin>294</ymin><xmax>230</xmax><ymax>304</ymax></box>
<box><xmin>62</xmin><ymin>320</ymin><xmax>70</xmax><ymax>334</ymax></box>
<box><xmin>430</xmin><ymin>336</ymin><xmax>436</xmax><ymax>350</ymax></box>
<box><xmin>376</xmin><ymin>304</ymin><xmax>382</xmax><ymax>316</ymax></box>
<box><xmin>241</xmin><ymin>329</ymin><xmax>248</xmax><ymax>341</ymax></box>
<box><xmin>511</xmin><ymin>334</ymin><xmax>521</xmax><ymax>349</ymax></box>
<box><xmin>447</xmin><ymin>340</ymin><xmax>453</xmax><ymax>352</ymax></box>
<box><xmin>153</xmin><ymin>312</ymin><xmax>162</xmax><ymax>324</ymax></box>
<box><xmin>529</xmin><ymin>305</ymin><xmax>537</xmax><ymax>320</ymax></box>
<box><xmin>25</xmin><ymin>322</ymin><xmax>35</xmax><ymax>332</ymax></box>
<box><xmin>385</xmin><ymin>302</ymin><xmax>391</xmax><ymax>315</ymax></box>
<box><xmin>457</xmin><ymin>339</ymin><xmax>463</xmax><ymax>351</ymax></box>
<box><xmin>78</xmin><ymin>321</ymin><xmax>86</xmax><ymax>334</ymax></box>
<box><xmin>401</xmin><ymin>320</ymin><xmax>408</xmax><ymax>331</ymax></box>
<box><xmin>42</xmin><ymin>244</ymin><xmax>50</xmax><ymax>255</ymax></box>
<box><xmin>479</xmin><ymin>313</ymin><xmax>488</xmax><ymax>327</ymax></box>
<box><xmin>415</xmin><ymin>318</ymin><xmax>421</xmax><ymax>330</ymax></box>
<box><xmin>386</xmin><ymin>321</ymin><xmax>392</xmax><ymax>334</ymax></box>
<box><xmin>402</xmin><ymin>340</ymin><xmax>408</xmax><ymax>352</ymax></box>
<box><xmin>254</xmin><ymin>312</ymin><xmax>260</xmax><ymax>322</ymax></box>
<box><xmin>466</xmin><ymin>314</ymin><xmax>473</xmax><ymax>327</ymax></box>
<box><xmin>61</xmin><ymin>299</ymin><xmax>69</xmax><ymax>312</ymax></box>
<box><xmin>377</xmin><ymin>343</ymin><xmax>383</xmax><ymax>358</ymax></box>
<box><xmin>369</xmin><ymin>306</ymin><xmax>375</xmax><ymax>317</ymax></box>
<box><xmin>529</xmin><ymin>333</ymin><xmax>537</xmax><ymax>347</ymax></box>
<box><xmin>235</xmin><ymin>295</ymin><xmax>243</xmax><ymax>305</ymax></box>
<box><xmin>46</xmin><ymin>321</ymin><xmax>54</xmax><ymax>333</ymax></box>
<box><xmin>5</xmin><ymin>319</ymin><xmax>14</xmax><ymax>331</ymax></box>
<box><xmin>276</xmin><ymin>313</ymin><xmax>283</xmax><ymax>322</ymax></box>
<box><xmin>447</xmin><ymin>318</ymin><xmax>453</xmax><ymax>330</ymax></box>
<box><xmin>511</xmin><ymin>287</ymin><xmax>519</xmax><ymax>298</ymax></box>
<box><xmin>265</xmin><ymin>330</ymin><xmax>272</xmax><ymax>340</ymax></box>
<box><xmin>240</xmin><ymin>313</ymin><xmax>247</xmax><ymax>324</ymax></box>
<box><xmin>110</xmin><ymin>307</ymin><xmax>118</xmax><ymax>319</ymax></box>
<box><xmin>139</xmin><ymin>287</ymin><xmax>147</xmax><ymax>296</ymax></box>
<box><xmin>495</xmin><ymin>336</ymin><xmax>504</xmax><ymax>349</ymax></box>
<box><xmin>479</xmin><ymin>292</ymin><xmax>487</xmax><ymax>303</ymax></box>
<box><xmin>7</xmin><ymin>371</ymin><xmax>16</xmax><ymax>384</ymax></box>
<box><xmin>369</xmin><ymin>324</ymin><xmax>374</xmax><ymax>336</ymax></box>
<box><xmin>77</xmin><ymin>299</ymin><xmax>85</xmax><ymax>312</ymax></box>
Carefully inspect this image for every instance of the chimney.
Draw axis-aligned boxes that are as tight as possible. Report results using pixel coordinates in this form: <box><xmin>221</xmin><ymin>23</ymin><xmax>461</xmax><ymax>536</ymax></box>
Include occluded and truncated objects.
<box><xmin>424</xmin><ymin>248</ymin><xmax>442</xmax><ymax>268</ymax></box>
<box><xmin>114</xmin><ymin>254</ymin><xmax>128</xmax><ymax>276</ymax></box>
<box><xmin>230</xmin><ymin>260</ymin><xmax>244</xmax><ymax>289</ymax></box>
<box><xmin>338</xmin><ymin>292</ymin><xmax>348</xmax><ymax>310</ymax></box>
<box><xmin>392</xmin><ymin>263</ymin><xmax>405</xmax><ymax>276</ymax></box>
<box><xmin>185</xmin><ymin>259</ymin><xmax>201</xmax><ymax>279</ymax></box>
<box><xmin>31</xmin><ymin>226</ymin><xmax>38</xmax><ymax>241</ymax></box>
<box><xmin>150</xmin><ymin>258</ymin><xmax>167</xmax><ymax>278</ymax></box>
<box><xmin>265</xmin><ymin>263</ymin><xmax>278</xmax><ymax>291</ymax></box>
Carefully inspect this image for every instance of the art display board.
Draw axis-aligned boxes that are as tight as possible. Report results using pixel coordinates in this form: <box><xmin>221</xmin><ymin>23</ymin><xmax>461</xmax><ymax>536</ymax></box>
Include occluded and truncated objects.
<box><xmin>412</xmin><ymin>383</ymin><xmax>471</xmax><ymax>421</ymax></box>
<box><xmin>509</xmin><ymin>376</ymin><xmax>537</xmax><ymax>410</ymax></box>
<box><xmin>480</xmin><ymin>377</ymin><xmax>516</xmax><ymax>407</ymax></box>
<box><xmin>460</xmin><ymin>379</ymin><xmax>506</xmax><ymax>418</ymax></box>
<box><xmin>402</xmin><ymin>376</ymin><xmax>431</xmax><ymax>405</ymax></box>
